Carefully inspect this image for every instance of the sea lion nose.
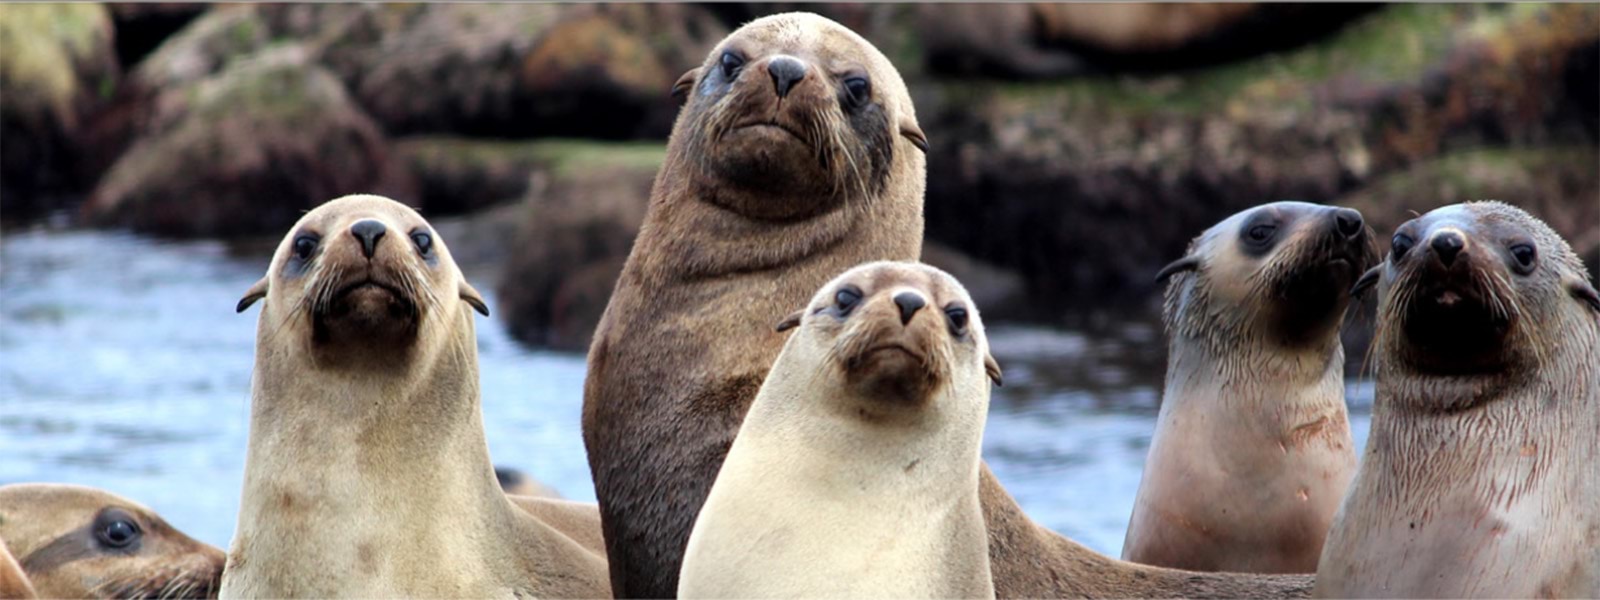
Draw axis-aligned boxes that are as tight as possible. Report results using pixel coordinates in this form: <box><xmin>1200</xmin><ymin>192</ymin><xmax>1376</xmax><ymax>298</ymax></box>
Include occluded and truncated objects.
<box><xmin>892</xmin><ymin>291</ymin><xmax>925</xmax><ymax>325</ymax></box>
<box><xmin>768</xmin><ymin>56</ymin><xmax>807</xmax><ymax>98</ymax></box>
<box><xmin>1430</xmin><ymin>230</ymin><xmax>1465</xmax><ymax>266</ymax></box>
<box><xmin>1333</xmin><ymin>208</ymin><xmax>1364</xmax><ymax>239</ymax></box>
<box><xmin>350</xmin><ymin>219</ymin><xmax>386</xmax><ymax>259</ymax></box>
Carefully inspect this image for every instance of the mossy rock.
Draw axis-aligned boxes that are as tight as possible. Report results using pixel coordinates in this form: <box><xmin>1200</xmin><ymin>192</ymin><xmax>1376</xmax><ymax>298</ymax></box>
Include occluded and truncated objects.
<box><xmin>395</xmin><ymin>137</ymin><xmax>666</xmax><ymax>216</ymax></box>
<box><xmin>0</xmin><ymin>3</ymin><xmax>119</xmax><ymax>222</ymax></box>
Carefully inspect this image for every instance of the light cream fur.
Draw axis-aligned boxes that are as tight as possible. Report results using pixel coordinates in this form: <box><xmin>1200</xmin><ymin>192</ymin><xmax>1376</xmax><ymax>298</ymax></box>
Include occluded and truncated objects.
<box><xmin>1317</xmin><ymin>201</ymin><xmax>1600</xmax><ymax>597</ymax></box>
<box><xmin>1126</xmin><ymin>202</ymin><xmax>1366</xmax><ymax>573</ymax></box>
<box><xmin>680</xmin><ymin>262</ymin><xmax>996</xmax><ymax>599</ymax></box>
<box><xmin>221</xmin><ymin>194</ymin><xmax>608</xmax><ymax>598</ymax></box>
<box><xmin>0</xmin><ymin>483</ymin><xmax>223</xmax><ymax>599</ymax></box>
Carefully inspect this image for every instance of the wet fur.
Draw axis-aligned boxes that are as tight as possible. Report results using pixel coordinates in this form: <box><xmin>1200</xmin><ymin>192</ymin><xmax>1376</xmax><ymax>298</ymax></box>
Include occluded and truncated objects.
<box><xmin>222</xmin><ymin>195</ymin><xmax>608</xmax><ymax>598</ymax></box>
<box><xmin>1317</xmin><ymin>201</ymin><xmax>1600</xmax><ymax>597</ymax></box>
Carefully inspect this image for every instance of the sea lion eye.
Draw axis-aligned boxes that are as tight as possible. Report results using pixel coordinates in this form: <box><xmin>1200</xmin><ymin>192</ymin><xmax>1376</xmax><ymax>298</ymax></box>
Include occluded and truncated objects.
<box><xmin>411</xmin><ymin>231</ymin><xmax>434</xmax><ymax>256</ymax></box>
<box><xmin>1509</xmin><ymin>242</ymin><xmax>1537</xmax><ymax>274</ymax></box>
<box><xmin>1392</xmin><ymin>233</ymin><xmax>1415</xmax><ymax>261</ymax></box>
<box><xmin>293</xmin><ymin>234</ymin><xmax>319</xmax><ymax>261</ymax></box>
<box><xmin>719</xmin><ymin>51</ymin><xmax>744</xmax><ymax>79</ymax></box>
<box><xmin>1246</xmin><ymin>225</ymin><xmax>1275</xmax><ymax>243</ymax></box>
<box><xmin>834</xmin><ymin>286</ymin><xmax>862</xmax><ymax>313</ymax></box>
<box><xmin>843</xmin><ymin>76</ymin><xmax>871</xmax><ymax>108</ymax></box>
<box><xmin>94</xmin><ymin>513</ymin><xmax>141</xmax><ymax>549</ymax></box>
<box><xmin>945</xmin><ymin>304</ymin><xmax>969</xmax><ymax>334</ymax></box>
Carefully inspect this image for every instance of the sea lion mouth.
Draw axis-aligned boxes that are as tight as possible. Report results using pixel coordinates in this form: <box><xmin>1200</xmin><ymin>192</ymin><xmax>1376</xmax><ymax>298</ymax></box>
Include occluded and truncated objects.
<box><xmin>311</xmin><ymin>274</ymin><xmax>420</xmax><ymax>346</ymax></box>
<box><xmin>1393</xmin><ymin>266</ymin><xmax>1516</xmax><ymax>374</ymax></box>
<box><xmin>93</xmin><ymin>563</ymin><xmax>223</xmax><ymax>599</ymax></box>
<box><xmin>838</xmin><ymin>333</ymin><xmax>944</xmax><ymax>404</ymax></box>
<box><xmin>730</xmin><ymin>121</ymin><xmax>811</xmax><ymax>146</ymax></box>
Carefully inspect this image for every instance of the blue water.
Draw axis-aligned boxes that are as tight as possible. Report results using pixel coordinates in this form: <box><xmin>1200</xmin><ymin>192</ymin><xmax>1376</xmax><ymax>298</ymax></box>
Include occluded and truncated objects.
<box><xmin>0</xmin><ymin>229</ymin><xmax>1372</xmax><ymax>558</ymax></box>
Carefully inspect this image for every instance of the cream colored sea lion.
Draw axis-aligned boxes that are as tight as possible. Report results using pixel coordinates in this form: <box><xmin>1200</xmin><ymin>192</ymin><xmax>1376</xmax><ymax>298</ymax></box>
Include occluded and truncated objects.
<box><xmin>679</xmin><ymin>262</ymin><xmax>1003</xmax><ymax>599</ymax></box>
<box><xmin>1124</xmin><ymin>202</ymin><xmax>1373</xmax><ymax>573</ymax></box>
<box><xmin>581</xmin><ymin>12</ymin><xmax>927</xmax><ymax>597</ymax></box>
<box><xmin>0</xmin><ymin>483</ymin><xmax>223</xmax><ymax>599</ymax></box>
<box><xmin>0</xmin><ymin>537</ymin><xmax>35</xmax><ymax>599</ymax></box>
<box><xmin>223</xmin><ymin>194</ymin><xmax>609</xmax><ymax>598</ymax></box>
<box><xmin>1317</xmin><ymin>201</ymin><xmax>1600</xmax><ymax>597</ymax></box>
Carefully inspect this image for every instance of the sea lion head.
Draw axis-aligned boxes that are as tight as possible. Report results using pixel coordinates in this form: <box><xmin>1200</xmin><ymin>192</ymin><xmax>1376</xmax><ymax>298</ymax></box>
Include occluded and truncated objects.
<box><xmin>775</xmin><ymin>261</ymin><xmax>1001</xmax><ymax>420</ymax></box>
<box><xmin>1159</xmin><ymin>201</ymin><xmax>1376</xmax><ymax>349</ymax></box>
<box><xmin>1361</xmin><ymin>201</ymin><xmax>1600</xmax><ymax>381</ymax></box>
<box><xmin>0</xmin><ymin>484</ymin><xmax>224</xmax><ymax>599</ymax></box>
<box><xmin>672</xmin><ymin>12</ymin><xmax>926</xmax><ymax>220</ymax></box>
<box><xmin>235</xmin><ymin>194</ymin><xmax>487</xmax><ymax>370</ymax></box>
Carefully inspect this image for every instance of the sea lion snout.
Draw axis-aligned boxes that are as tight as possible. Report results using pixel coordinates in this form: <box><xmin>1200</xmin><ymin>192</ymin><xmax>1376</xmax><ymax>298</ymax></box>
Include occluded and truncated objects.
<box><xmin>1333</xmin><ymin>207</ymin><xmax>1364</xmax><ymax>239</ymax></box>
<box><xmin>892</xmin><ymin>291</ymin><xmax>925</xmax><ymax>325</ymax></box>
<box><xmin>349</xmin><ymin>219</ymin><xmax>387</xmax><ymax>259</ymax></box>
<box><xmin>766</xmin><ymin>55</ymin><xmax>807</xmax><ymax>98</ymax></box>
<box><xmin>1428</xmin><ymin>229</ymin><xmax>1466</xmax><ymax>267</ymax></box>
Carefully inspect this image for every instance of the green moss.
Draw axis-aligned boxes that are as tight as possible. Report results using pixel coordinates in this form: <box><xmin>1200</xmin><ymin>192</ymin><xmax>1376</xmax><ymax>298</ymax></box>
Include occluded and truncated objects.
<box><xmin>401</xmin><ymin>137</ymin><xmax>665</xmax><ymax>177</ymax></box>
<box><xmin>0</xmin><ymin>3</ymin><xmax>112</xmax><ymax>112</ymax></box>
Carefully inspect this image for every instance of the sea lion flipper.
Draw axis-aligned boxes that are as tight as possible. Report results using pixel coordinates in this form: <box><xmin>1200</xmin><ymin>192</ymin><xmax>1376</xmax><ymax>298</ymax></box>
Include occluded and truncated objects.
<box><xmin>460</xmin><ymin>281</ymin><xmax>490</xmax><ymax>316</ymax></box>
<box><xmin>671</xmin><ymin>67</ymin><xmax>700</xmax><ymax>102</ymax></box>
<box><xmin>237</xmin><ymin>278</ymin><xmax>269</xmax><ymax>313</ymax></box>
<box><xmin>985</xmin><ymin>353</ymin><xmax>1003</xmax><ymax>387</ymax></box>
<box><xmin>899</xmin><ymin>119</ymin><xmax>928</xmax><ymax>154</ymax></box>
<box><xmin>1567</xmin><ymin>276</ymin><xmax>1600</xmax><ymax>314</ymax></box>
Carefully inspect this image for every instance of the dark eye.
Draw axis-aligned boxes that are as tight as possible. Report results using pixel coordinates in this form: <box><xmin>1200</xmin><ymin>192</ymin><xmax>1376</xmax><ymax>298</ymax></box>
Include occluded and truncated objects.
<box><xmin>834</xmin><ymin>286</ymin><xmax>862</xmax><ymax>313</ymax></box>
<box><xmin>96</xmin><ymin>517</ymin><xmax>140</xmax><ymax>549</ymax></box>
<box><xmin>843</xmin><ymin>76</ymin><xmax>871</xmax><ymax>108</ymax></box>
<box><xmin>945</xmin><ymin>305</ymin><xmax>969</xmax><ymax>334</ymax></box>
<box><xmin>411</xmin><ymin>231</ymin><xmax>433</xmax><ymax>255</ymax></box>
<box><xmin>719</xmin><ymin>51</ymin><xmax>744</xmax><ymax>79</ymax></box>
<box><xmin>1391</xmin><ymin>233</ymin><xmax>1415</xmax><ymax>261</ymax></box>
<box><xmin>1247</xmin><ymin>225</ymin><xmax>1275</xmax><ymax>243</ymax></box>
<box><xmin>1509</xmin><ymin>243</ymin><xmax>1537</xmax><ymax>274</ymax></box>
<box><xmin>293</xmin><ymin>234</ymin><xmax>319</xmax><ymax>261</ymax></box>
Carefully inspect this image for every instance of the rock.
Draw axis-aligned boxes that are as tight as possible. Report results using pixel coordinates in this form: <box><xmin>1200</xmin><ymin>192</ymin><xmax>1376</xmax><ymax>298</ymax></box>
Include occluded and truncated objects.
<box><xmin>107</xmin><ymin>2</ymin><xmax>206</xmax><ymax>70</ymax></box>
<box><xmin>495</xmin><ymin>141</ymin><xmax>665</xmax><ymax>351</ymax></box>
<box><xmin>920</xmin><ymin>242</ymin><xmax>1027</xmax><ymax>320</ymax></box>
<box><xmin>0</xmin><ymin>3</ymin><xmax>119</xmax><ymax>223</ymax></box>
<box><xmin>84</xmin><ymin>47</ymin><xmax>407</xmax><ymax>237</ymax></box>
<box><xmin>922</xmin><ymin>3</ymin><xmax>1600</xmax><ymax>308</ymax></box>
<box><xmin>393</xmin><ymin>137</ymin><xmax>557</xmax><ymax>216</ymax></box>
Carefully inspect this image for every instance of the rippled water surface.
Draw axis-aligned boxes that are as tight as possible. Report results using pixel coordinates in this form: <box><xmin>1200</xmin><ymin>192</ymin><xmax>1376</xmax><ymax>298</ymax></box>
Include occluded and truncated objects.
<box><xmin>0</xmin><ymin>230</ymin><xmax>1373</xmax><ymax>557</ymax></box>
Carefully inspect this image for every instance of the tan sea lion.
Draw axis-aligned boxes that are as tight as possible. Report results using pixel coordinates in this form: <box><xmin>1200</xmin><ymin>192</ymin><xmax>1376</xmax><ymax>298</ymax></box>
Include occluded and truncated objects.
<box><xmin>1317</xmin><ymin>201</ymin><xmax>1600</xmax><ymax>597</ymax></box>
<box><xmin>679</xmin><ymin>262</ymin><xmax>1003</xmax><ymax>599</ymax></box>
<box><xmin>0</xmin><ymin>537</ymin><xmax>35</xmax><ymax>599</ymax></box>
<box><xmin>1124</xmin><ymin>202</ymin><xmax>1373</xmax><ymax>573</ymax></box>
<box><xmin>223</xmin><ymin>194</ymin><xmax>609</xmax><ymax>598</ymax></box>
<box><xmin>0</xmin><ymin>483</ymin><xmax>223</xmax><ymax>599</ymax></box>
<box><xmin>581</xmin><ymin>12</ymin><xmax>927</xmax><ymax>597</ymax></box>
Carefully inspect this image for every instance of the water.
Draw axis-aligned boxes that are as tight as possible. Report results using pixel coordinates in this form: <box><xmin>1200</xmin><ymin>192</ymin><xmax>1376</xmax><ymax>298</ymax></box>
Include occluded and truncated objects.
<box><xmin>0</xmin><ymin>229</ymin><xmax>1373</xmax><ymax>558</ymax></box>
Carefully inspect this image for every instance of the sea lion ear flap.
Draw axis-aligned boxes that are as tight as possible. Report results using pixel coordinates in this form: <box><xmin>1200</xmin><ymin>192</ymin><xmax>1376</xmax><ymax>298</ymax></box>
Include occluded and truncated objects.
<box><xmin>1566</xmin><ymin>276</ymin><xmax>1600</xmax><ymax>315</ymax></box>
<box><xmin>459</xmin><ymin>281</ymin><xmax>490</xmax><ymax>317</ymax></box>
<box><xmin>985</xmin><ymin>353</ymin><xmax>1004</xmax><ymax>387</ymax></box>
<box><xmin>775</xmin><ymin>310</ymin><xmax>804</xmax><ymax>333</ymax></box>
<box><xmin>900</xmin><ymin>118</ymin><xmax>928</xmax><ymax>154</ymax></box>
<box><xmin>236</xmin><ymin>278</ymin><xmax>268</xmax><ymax>313</ymax></box>
<box><xmin>671</xmin><ymin>68</ymin><xmax>700</xmax><ymax>103</ymax></box>
<box><xmin>1154</xmin><ymin>256</ymin><xmax>1200</xmax><ymax>282</ymax></box>
<box><xmin>1351</xmin><ymin>265</ymin><xmax>1382</xmax><ymax>298</ymax></box>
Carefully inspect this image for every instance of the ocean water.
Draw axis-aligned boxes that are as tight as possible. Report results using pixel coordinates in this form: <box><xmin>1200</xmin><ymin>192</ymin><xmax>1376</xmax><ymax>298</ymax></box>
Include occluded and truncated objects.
<box><xmin>0</xmin><ymin>229</ymin><xmax>1373</xmax><ymax>557</ymax></box>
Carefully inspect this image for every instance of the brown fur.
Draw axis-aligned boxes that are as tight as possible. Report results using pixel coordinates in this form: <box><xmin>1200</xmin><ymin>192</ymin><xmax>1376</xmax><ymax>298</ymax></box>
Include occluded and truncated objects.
<box><xmin>223</xmin><ymin>195</ymin><xmax>608</xmax><ymax>598</ymax></box>
<box><xmin>1317</xmin><ymin>201</ymin><xmax>1600</xmax><ymax>597</ymax></box>
<box><xmin>1126</xmin><ymin>202</ymin><xmax>1372</xmax><ymax>573</ymax></box>
<box><xmin>0</xmin><ymin>484</ymin><xmax>223</xmax><ymax>599</ymax></box>
<box><xmin>582</xmin><ymin>13</ymin><xmax>925</xmax><ymax>597</ymax></box>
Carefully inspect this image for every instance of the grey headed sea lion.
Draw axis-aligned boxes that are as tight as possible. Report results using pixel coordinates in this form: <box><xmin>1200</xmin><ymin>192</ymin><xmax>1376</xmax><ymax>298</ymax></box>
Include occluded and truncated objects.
<box><xmin>0</xmin><ymin>483</ymin><xmax>223</xmax><ymax>599</ymax></box>
<box><xmin>581</xmin><ymin>12</ymin><xmax>927</xmax><ymax>597</ymax></box>
<box><xmin>679</xmin><ymin>262</ymin><xmax>1002</xmax><ymax>599</ymax></box>
<box><xmin>1124</xmin><ymin>201</ymin><xmax>1373</xmax><ymax>573</ymax></box>
<box><xmin>1317</xmin><ymin>201</ymin><xmax>1600</xmax><ymax>598</ymax></box>
<box><xmin>223</xmin><ymin>194</ymin><xmax>608</xmax><ymax>598</ymax></box>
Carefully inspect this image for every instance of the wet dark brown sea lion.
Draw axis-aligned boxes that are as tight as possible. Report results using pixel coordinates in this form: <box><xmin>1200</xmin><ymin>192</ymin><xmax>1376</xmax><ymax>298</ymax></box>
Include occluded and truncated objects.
<box><xmin>1317</xmin><ymin>201</ymin><xmax>1600</xmax><ymax>597</ymax></box>
<box><xmin>1125</xmin><ymin>202</ymin><xmax>1372</xmax><ymax>573</ymax></box>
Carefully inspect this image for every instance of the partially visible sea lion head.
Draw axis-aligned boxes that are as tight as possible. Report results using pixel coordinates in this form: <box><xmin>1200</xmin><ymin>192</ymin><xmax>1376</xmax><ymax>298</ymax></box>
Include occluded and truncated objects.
<box><xmin>1159</xmin><ymin>201</ymin><xmax>1376</xmax><ymax>348</ymax></box>
<box><xmin>673</xmin><ymin>12</ymin><xmax>926</xmax><ymax>220</ymax></box>
<box><xmin>777</xmin><ymin>261</ymin><xmax>1001</xmax><ymax>416</ymax></box>
<box><xmin>1358</xmin><ymin>201</ymin><xmax>1600</xmax><ymax>389</ymax></box>
<box><xmin>0</xmin><ymin>484</ymin><xmax>224</xmax><ymax>599</ymax></box>
<box><xmin>235</xmin><ymin>194</ymin><xmax>487</xmax><ymax>370</ymax></box>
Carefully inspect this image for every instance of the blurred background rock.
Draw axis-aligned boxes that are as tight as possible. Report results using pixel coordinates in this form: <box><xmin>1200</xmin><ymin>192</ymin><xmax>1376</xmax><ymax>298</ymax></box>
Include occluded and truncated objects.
<box><xmin>4</xmin><ymin>2</ymin><xmax>1596</xmax><ymax>348</ymax></box>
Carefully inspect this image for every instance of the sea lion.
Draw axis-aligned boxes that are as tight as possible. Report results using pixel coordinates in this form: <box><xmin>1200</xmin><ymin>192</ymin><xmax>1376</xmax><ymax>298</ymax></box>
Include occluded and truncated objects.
<box><xmin>679</xmin><ymin>262</ymin><xmax>1003</xmax><ymax>599</ymax></box>
<box><xmin>223</xmin><ymin>194</ymin><xmax>609</xmax><ymax>598</ymax></box>
<box><xmin>581</xmin><ymin>12</ymin><xmax>927</xmax><ymax>597</ymax></box>
<box><xmin>1317</xmin><ymin>201</ymin><xmax>1600</xmax><ymax>597</ymax></box>
<box><xmin>0</xmin><ymin>483</ymin><xmax>223</xmax><ymax>599</ymax></box>
<box><xmin>0</xmin><ymin>538</ymin><xmax>35</xmax><ymax>599</ymax></box>
<box><xmin>1124</xmin><ymin>202</ymin><xmax>1372</xmax><ymax>573</ymax></box>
